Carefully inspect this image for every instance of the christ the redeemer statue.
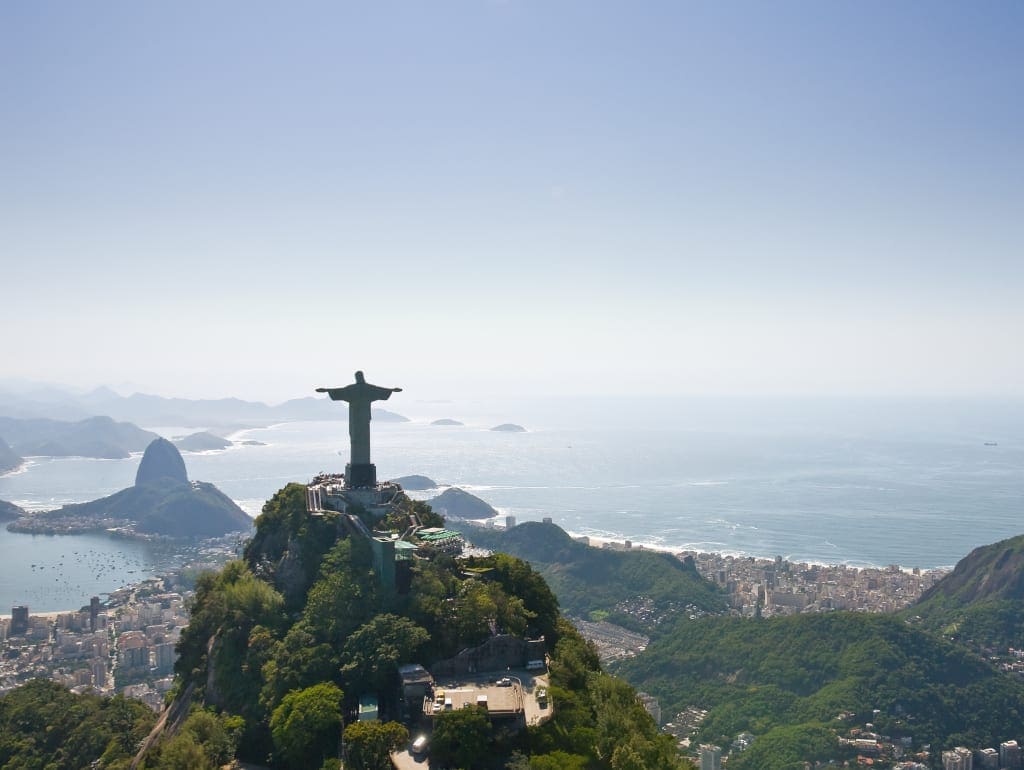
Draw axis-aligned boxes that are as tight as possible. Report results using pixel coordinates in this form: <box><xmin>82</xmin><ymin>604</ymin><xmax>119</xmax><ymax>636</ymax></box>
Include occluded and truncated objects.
<box><xmin>316</xmin><ymin>371</ymin><xmax>402</xmax><ymax>488</ymax></box>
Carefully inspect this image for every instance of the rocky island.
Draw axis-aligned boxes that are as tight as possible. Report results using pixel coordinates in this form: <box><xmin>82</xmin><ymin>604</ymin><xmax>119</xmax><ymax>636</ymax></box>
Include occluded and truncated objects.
<box><xmin>172</xmin><ymin>431</ymin><xmax>233</xmax><ymax>452</ymax></box>
<box><xmin>490</xmin><ymin>422</ymin><xmax>526</xmax><ymax>432</ymax></box>
<box><xmin>431</xmin><ymin>418</ymin><xmax>464</xmax><ymax>426</ymax></box>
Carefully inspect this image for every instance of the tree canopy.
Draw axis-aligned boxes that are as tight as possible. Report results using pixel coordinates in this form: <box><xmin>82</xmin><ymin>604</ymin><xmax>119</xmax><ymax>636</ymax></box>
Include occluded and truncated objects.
<box><xmin>431</xmin><ymin>705</ymin><xmax>492</xmax><ymax>769</ymax></box>
<box><xmin>0</xmin><ymin>679</ymin><xmax>156</xmax><ymax>770</ymax></box>
<box><xmin>270</xmin><ymin>682</ymin><xmax>345</xmax><ymax>770</ymax></box>
<box><xmin>343</xmin><ymin>720</ymin><xmax>409</xmax><ymax>770</ymax></box>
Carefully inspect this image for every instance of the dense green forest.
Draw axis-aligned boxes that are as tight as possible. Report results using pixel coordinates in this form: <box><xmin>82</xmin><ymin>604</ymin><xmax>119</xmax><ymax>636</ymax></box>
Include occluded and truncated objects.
<box><xmin>0</xmin><ymin>679</ymin><xmax>157</xmax><ymax>770</ymax></box>
<box><xmin>613</xmin><ymin>611</ymin><xmax>1024</xmax><ymax>768</ymax></box>
<box><xmin>453</xmin><ymin>521</ymin><xmax>726</xmax><ymax>632</ymax></box>
<box><xmin>156</xmin><ymin>482</ymin><xmax>686</xmax><ymax>769</ymax></box>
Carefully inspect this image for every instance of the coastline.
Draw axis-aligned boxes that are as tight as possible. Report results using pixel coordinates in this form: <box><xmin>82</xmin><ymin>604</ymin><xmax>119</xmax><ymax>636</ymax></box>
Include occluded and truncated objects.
<box><xmin>0</xmin><ymin>609</ymin><xmax>81</xmax><ymax>620</ymax></box>
<box><xmin>0</xmin><ymin>459</ymin><xmax>32</xmax><ymax>478</ymax></box>
<box><xmin>468</xmin><ymin>516</ymin><xmax>953</xmax><ymax>575</ymax></box>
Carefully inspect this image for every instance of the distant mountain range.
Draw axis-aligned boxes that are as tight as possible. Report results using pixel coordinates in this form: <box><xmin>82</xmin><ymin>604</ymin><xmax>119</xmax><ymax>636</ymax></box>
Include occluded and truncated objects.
<box><xmin>0</xmin><ymin>416</ymin><xmax>158</xmax><ymax>459</ymax></box>
<box><xmin>0</xmin><ymin>383</ymin><xmax>408</xmax><ymax>428</ymax></box>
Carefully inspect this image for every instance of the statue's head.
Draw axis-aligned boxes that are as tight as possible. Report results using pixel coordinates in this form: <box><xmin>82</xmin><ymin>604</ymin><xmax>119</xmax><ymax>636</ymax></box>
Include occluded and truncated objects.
<box><xmin>355</xmin><ymin>371</ymin><xmax>365</xmax><ymax>383</ymax></box>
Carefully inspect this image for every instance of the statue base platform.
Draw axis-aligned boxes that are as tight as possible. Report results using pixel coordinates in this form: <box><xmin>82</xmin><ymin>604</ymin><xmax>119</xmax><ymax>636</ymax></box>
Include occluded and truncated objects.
<box><xmin>346</xmin><ymin>463</ymin><xmax>377</xmax><ymax>489</ymax></box>
<box><xmin>306</xmin><ymin>472</ymin><xmax>401</xmax><ymax>519</ymax></box>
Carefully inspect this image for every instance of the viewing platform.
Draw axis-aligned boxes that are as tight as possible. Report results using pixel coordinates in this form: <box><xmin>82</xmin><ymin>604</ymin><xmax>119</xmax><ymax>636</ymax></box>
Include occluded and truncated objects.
<box><xmin>306</xmin><ymin>473</ymin><xmax>402</xmax><ymax>519</ymax></box>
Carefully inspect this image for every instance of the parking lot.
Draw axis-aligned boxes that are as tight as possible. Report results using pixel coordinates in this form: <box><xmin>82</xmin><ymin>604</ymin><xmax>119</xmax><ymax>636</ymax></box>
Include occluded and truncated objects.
<box><xmin>425</xmin><ymin>668</ymin><xmax>552</xmax><ymax>725</ymax></box>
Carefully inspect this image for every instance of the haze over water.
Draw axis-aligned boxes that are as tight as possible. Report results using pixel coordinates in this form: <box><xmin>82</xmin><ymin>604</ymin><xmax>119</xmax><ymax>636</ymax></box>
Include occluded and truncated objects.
<box><xmin>2</xmin><ymin>395</ymin><xmax>1022</xmax><ymax>611</ymax></box>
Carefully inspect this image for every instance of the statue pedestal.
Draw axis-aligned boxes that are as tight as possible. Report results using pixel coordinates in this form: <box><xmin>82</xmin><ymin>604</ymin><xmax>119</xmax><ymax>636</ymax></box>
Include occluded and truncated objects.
<box><xmin>346</xmin><ymin>463</ymin><xmax>377</xmax><ymax>489</ymax></box>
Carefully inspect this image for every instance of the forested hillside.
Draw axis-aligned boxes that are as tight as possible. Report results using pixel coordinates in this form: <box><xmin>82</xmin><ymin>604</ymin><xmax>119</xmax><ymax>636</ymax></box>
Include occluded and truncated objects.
<box><xmin>614</xmin><ymin>612</ymin><xmax>1024</xmax><ymax>769</ymax></box>
<box><xmin>911</xmin><ymin>533</ymin><xmax>1024</xmax><ymax>649</ymax></box>
<box><xmin>454</xmin><ymin>521</ymin><xmax>725</xmax><ymax>632</ymax></box>
<box><xmin>0</xmin><ymin>680</ymin><xmax>156</xmax><ymax>770</ymax></box>
<box><xmin>148</xmin><ymin>483</ymin><xmax>686</xmax><ymax>769</ymax></box>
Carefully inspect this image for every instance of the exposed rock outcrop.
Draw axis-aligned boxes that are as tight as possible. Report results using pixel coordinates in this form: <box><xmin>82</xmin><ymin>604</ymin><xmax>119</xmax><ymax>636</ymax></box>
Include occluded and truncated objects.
<box><xmin>135</xmin><ymin>437</ymin><xmax>189</xmax><ymax>486</ymax></box>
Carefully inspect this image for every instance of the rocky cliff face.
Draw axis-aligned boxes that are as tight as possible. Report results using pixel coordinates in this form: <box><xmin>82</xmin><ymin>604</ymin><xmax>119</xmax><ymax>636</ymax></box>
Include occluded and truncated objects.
<box><xmin>135</xmin><ymin>437</ymin><xmax>189</xmax><ymax>486</ymax></box>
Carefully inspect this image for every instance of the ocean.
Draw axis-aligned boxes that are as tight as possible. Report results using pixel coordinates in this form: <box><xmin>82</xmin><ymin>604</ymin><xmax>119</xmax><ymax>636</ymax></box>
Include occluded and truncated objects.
<box><xmin>2</xmin><ymin>396</ymin><xmax>1023</xmax><ymax>611</ymax></box>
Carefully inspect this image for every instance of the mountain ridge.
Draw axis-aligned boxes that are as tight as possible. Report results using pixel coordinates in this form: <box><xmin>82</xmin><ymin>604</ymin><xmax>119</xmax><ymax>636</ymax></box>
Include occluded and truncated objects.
<box><xmin>0</xmin><ymin>415</ymin><xmax>157</xmax><ymax>459</ymax></box>
<box><xmin>0</xmin><ymin>384</ymin><xmax>408</xmax><ymax>427</ymax></box>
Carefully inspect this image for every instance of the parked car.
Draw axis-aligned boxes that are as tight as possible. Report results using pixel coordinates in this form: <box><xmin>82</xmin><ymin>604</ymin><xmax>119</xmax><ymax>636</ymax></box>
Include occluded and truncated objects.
<box><xmin>412</xmin><ymin>734</ymin><xmax>429</xmax><ymax>755</ymax></box>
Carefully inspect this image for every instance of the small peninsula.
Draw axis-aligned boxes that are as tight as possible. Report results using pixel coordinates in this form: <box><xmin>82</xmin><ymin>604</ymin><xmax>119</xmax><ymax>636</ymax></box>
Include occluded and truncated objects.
<box><xmin>10</xmin><ymin>438</ymin><xmax>252</xmax><ymax>538</ymax></box>
<box><xmin>490</xmin><ymin>422</ymin><xmax>526</xmax><ymax>432</ymax></box>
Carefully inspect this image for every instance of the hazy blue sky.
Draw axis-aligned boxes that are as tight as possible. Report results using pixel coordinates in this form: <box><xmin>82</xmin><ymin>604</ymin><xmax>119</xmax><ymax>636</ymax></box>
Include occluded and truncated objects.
<box><xmin>2</xmin><ymin>2</ymin><xmax>1022</xmax><ymax>402</ymax></box>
